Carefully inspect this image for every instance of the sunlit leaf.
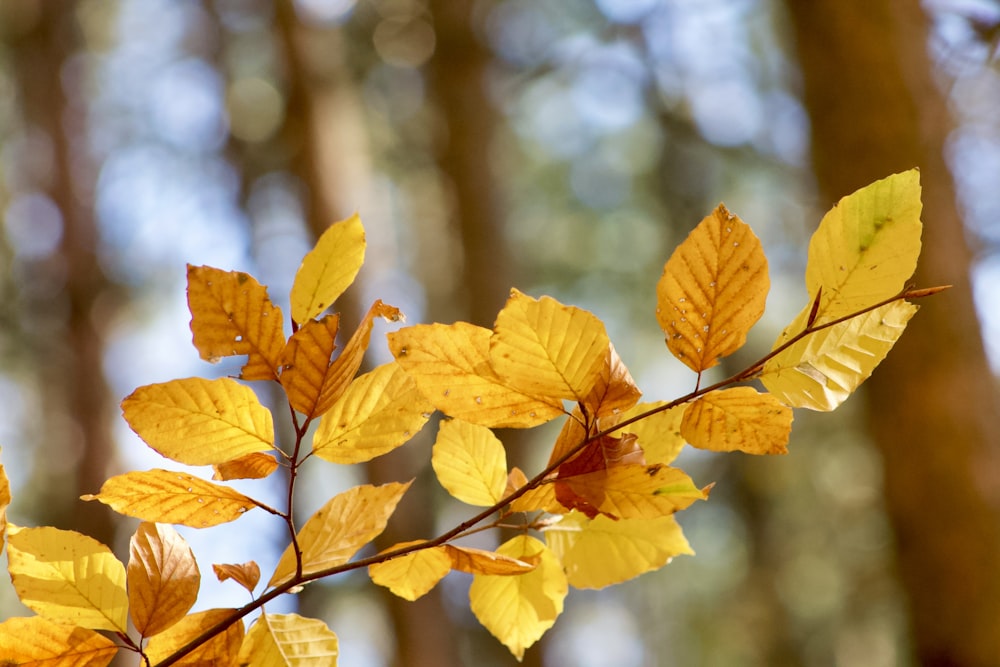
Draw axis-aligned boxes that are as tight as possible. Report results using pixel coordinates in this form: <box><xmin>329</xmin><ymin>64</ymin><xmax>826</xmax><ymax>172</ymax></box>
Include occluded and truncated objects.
<box><xmin>278</xmin><ymin>314</ymin><xmax>340</xmax><ymax>417</ymax></box>
<box><xmin>187</xmin><ymin>265</ymin><xmax>286</xmax><ymax>380</ymax></box>
<box><xmin>613</xmin><ymin>402</ymin><xmax>687</xmax><ymax>466</ymax></box>
<box><xmin>445</xmin><ymin>545</ymin><xmax>538</xmax><ymax>575</ymax></box>
<box><xmin>431</xmin><ymin>419</ymin><xmax>507</xmax><ymax>506</ymax></box>
<box><xmin>213</xmin><ymin>561</ymin><xmax>261</xmax><ymax>594</ymax></box>
<box><xmin>213</xmin><ymin>452</ymin><xmax>279</xmax><ymax>481</ymax></box>
<box><xmin>556</xmin><ymin>464</ymin><xmax>707</xmax><ymax>520</ymax></box>
<box><xmin>239</xmin><ymin>613</ymin><xmax>340</xmax><ymax>666</ymax></box>
<box><xmin>681</xmin><ymin>387</ymin><xmax>793</xmax><ymax>455</ymax></box>
<box><xmin>491</xmin><ymin>289</ymin><xmax>610</xmax><ymax>403</ymax></box>
<box><xmin>82</xmin><ymin>469</ymin><xmax>256</xmax><ymax>528</ymax></box>
<box><xmin>762</xmin><ymin>300</ymin><xmax>918</xmax><ymax>411</ymax></box>
<box><xmin>0</xmin><ymin>616</ymin><xmax>117</xmax><ymax>666</ymax></box>
<box><xmin>469</xmin><ymin>536</ymin><xmax>567</xmax><ymax>660</ymax></box>
<box><xmin>6</xmin><ymin>524</ymin><xmax>128</xmax><ymax>632</ymax></box>
<box><xmin>0</xmin><ymin>447</ymin><xmax>10</xmax><ymax>537</ymax></box>
<box><xmin>128</xmin><ymin>522</ymin><xmax>200</xmax><ymax>637</ymax></box>
<box><xmin>581</xmin><ymin>344</ymin><xmax>642</xmax><ymax>420</ymax></box>
<box><xmin>290</xmin><ymin>214</ymin><xmax>365</xmax><ymax>324</ymax></box>
<box><xmin>558</xmin><ymin>433</ymin><xmax>644</xmax><ymax>479</ymax></box>
<box><xmin>312</xmin><ymin>362</ymin><xmax>432</xmax><ymax>464</ymax></box>
<box><xmin>270</xmin><ymin>482</ymin><xmax>411</xmax><ymax>586</ymax></box>
<box><xmin>145</xmin><ymin>608</ymin><xmax>243</xmax><ymax>666</ymax></box>
<box><xmin>122</xmin><ymin>377</ymin><xmax>274</xmax><ymax>466</ymax></box>
<box><xmin>368</xmin><ymin>541</ymin><xmax>451</xmax><ymax>602</ymax></box>
<box><xmin>544</xmin><ymin>511</ymin><xmax>693</xmax><ymax>589</ymax></box>
<box><xmin>388</xmin><ymin>322</ymin><xmax>563</xmax><ymax>428</ymax></box>
<box><xmin>507</xmin><ymin>469</ymin><xmax>562</xmax><ymax>514</ymax></box>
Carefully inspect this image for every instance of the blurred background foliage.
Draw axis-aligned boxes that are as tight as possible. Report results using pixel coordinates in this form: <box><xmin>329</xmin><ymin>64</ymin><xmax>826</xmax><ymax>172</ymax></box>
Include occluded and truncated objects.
<box><xmin>1</xmin><ymin>0</ymin><xmax>1000</xmax><ymax>665</ymax></box>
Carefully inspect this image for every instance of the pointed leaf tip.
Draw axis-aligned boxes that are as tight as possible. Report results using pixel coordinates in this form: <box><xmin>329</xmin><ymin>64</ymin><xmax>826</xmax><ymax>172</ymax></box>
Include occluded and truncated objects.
<box><xmin>291</xmin><ymin>213</ymin><xmax>366</xmax><ymax>323</ymax></box>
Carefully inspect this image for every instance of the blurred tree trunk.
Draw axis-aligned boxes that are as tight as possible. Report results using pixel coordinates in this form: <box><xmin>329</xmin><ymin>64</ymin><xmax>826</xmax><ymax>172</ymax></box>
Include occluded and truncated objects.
<box><xmin>786</xmin><ymin>2</ymin><xmax>1000</xmax><ymax>665</ymax></box>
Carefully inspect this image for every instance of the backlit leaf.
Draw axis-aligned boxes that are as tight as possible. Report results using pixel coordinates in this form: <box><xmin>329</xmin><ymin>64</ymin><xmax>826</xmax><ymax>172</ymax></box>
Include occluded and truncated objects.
<box><xmin>312</xmin><ymin>362</ymin><xmax>432</xmax><ymax>464</ymax></box>
<box><xmin>122</xmin><ymin>377</ymin><xmax>274</xmax><ymax>466</ymax></box>
<box><xmin>213</xmin><ymin>452</ymin><xmax>279</xmax><ymax>481</ymax></box>
<box><xmin>388</xmin><ymin>322</ymin><xmax>563</xmax><ymax>428</ymax></box>
<box><xmin>581</xmin><ymin>343</ymin><xmax>642</xmax><ymax>420</ymax></box>
<box><xmin>270</xmin><ymin>482</ymin><xmax>411</xmax><ymax>586</ymax></box>
<box><xmin>290</xmin><ymin>214</ymin><xmax>365</xmax><ymax>324</ymax></box>
<box><xmin>656</xmin><ymin>204</ymin><xmax>769</xmax><ymax>372</ymax></box>
<box><xmin>128</xmin><ymin>522</ymin><xmax>200</xmax><ymax>637</ymax></box>
<box><xmin>544</xmin><ymin>512</ymin><xmax>693</xmax><ymax>589</ymax></box>
<box><xmin>490</xmin><ymin>289</ymin><xmax>610</xmax><ymax>403</ymax></box>
<box><xmin>445</xmin><ymin>545</ymin><xmax>538</xmax><ymax>575</ymax></box>
<box><xmin>762</xmin><ymin>300</ymin><xmax>918</xmax><ymax>411</ymax></box>
<box><xmin>145</xmin><ymin>608</ymin><xmax>243</xmax><ymax>666</ymax></box>
<box><xmin>556</xmin><ymin>464</ymin><xmax>706</xmax><ymax>520</ymax></box>
<box><xmin>681</xmin><ymin>387</ymin><xmax>793</xmax><ymax>455</ymax></box>
<box><xmin>469</xmin><ymin>536</ymin><xmax>567</xmax><ymax>660</ymax></box>
<box><xmin>213</xmin><ymin>561</ymin><xmax>261</xmax><ymax>594</ymax></box>
<box><xmin>431</xmin><ymin>419</ymin><xmax>507</xmax><ymax>506</ymax></box>
<box><xmin>82</xmin><ymin>469</ymin><xmax>256</xmax><ymax>528</ymax></box>
<box><xmin>6</xmin><ymin>524</ymin><xmax>128</xmax><ymax>632</ymax></box>
<box><xmin>0</xmin><ymin>616</ymin><xmax>117</xmax><ymax>666</ymax></box>
<box><xmin>508</xmin><ymin>470</ymin><xmax>562</xmax><ymax>514</ymax></box>
<box><xmin>368</xmin><ymin>541</ymin><xmax>451</xmax><ymax>602</ymax></box>
<box><xmin>613</xmin><ymin>402</ymin><xmax>687</xmax><ymax>466</ymax></box>
<box><xmin>187</xmin><ymin>265</ymin><xmax>286</xmax><ymax>380</ymax></box>
<box><xmin>0</xmin><ymin>448</ymin><xmax>10</xmax><ymax>537</ymax></box>
<box><xmin>278</xmin><ymin>314</ymin><xmax>340</xmax><ymax>417</ymax></box>
<box><xmin>239</xmin><ymin>613</ymin><xmax>339</xmax><ymax>666</ymax></box>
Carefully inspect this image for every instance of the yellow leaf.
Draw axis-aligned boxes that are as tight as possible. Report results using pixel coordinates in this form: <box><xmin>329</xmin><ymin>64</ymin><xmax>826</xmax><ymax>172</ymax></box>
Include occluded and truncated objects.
<box><xmin>613</xmin><ymin>402</ymin><xmax>687</xmax><ymax>466</ymax></box>
<box><xmin>145</xmin><ymin>608</ymin><xmax>244</xmax><ymax>666</ymax></box>
<box><xmin>491</xmin><ymin>289</ymin><xmax>610</xmax><ymax>403</ymax></box>
<box><xmin>122</xmin><ymin>377</ymin><xmax>274</xmax><ymax>466</ymax></box>
<box><xmin>82</xmin><ymin>469</ymin><xmax>256</xmax><ymax>528</ymax></box>
<box><xmin>290</xmin><ymin>213</ymin><xmax>365</xmax><ymax>324</ymax></box>
<box><xmin>368</xmin><ymin>541</ymin><xmax>451</xmax><ymax>602</ymax></box>
<box><xmin>128</xmin><ymin>522</ymin><xmax>200</xmax><ymax>637</ymax></box>
<box><xmin>505</xmin><ymin>467</ymin><xmax>563</xmax><ymax>514</ymax></box>
<box><xmin>6</xmin><ymin>524</ymin><xmax>128</xmax><ymax>633</ymax></box>
<box><xmin>545</xmin><ymin>409</ymin><xmax>588</xmax><ymax>468</ymax></box>
<box><xmin>445</xmin><ymin>545</ymin><xmax>538</xmax><ymax>575</ymax></box>
<box><xmin>0</xmin><ymin>447</ymin><xmax>10</xmax><ymax>537</ymax></box>
<box><xmin>581</xmin><ymin>343</ymin><xmax>642</xmax><ymax>420</ymax></box>
<box><xmin>762</xmin><ymin>300</ymin><xmax>918</xmax><ymax>411</ymax></box>
<box><xmin>388</xmin><ymin>322</ymin><xmax>563</xmax><ymax>428</ymax></box>
<box><xmin>312</xmin><ymin>362</ymin><xmax>433</xmax><ymax>464</ymax></box>
<box><xmin>558</xmin><ymin>464</ymin><xmax>706</xmax><ymax>520</ymax></box>
<box><xmin>0</xmin><ymin>616</ymin><xmax>117</xmax><ymax>666</ymax></box>
<box><xmin>213</xmin><ymin>452</ymin><xmax>279</xmax><ymax>481</ymax></box>
<box><xmin>656</xmin><ymin>204</ymin><xmax>769</xmax><ymax>373</ymax></box>
<box><xmin>270</xmin><ymin>482</ymin><xmax>411</xmax><ymax>586</ymax></box>
<box><xmin>469</xmin><ymin>536</ymin><xmax>567</xmax><ymax>660</ymax></box>
<box><xmin>238</xmin><ymin>613</ymin><xmax>339</xmax><ymax>666</ymax></box>
<box><xmin>431</xmin><ymin>419</ymin><xmax>507</xmax><ymax>506</ymax></box>
<box><xmin>681</xmin><ymin>387</ymin><xmax>793</xmax><ymax>455</ymax></box>
<box><xmin>213</xmin><ymin>561</ymin><xmax>261</xmax><ymax>594</ymax></box>
<box><xmin>187</xmin><ymin>265</ymin><xmax>286</xmax><ymax>381</ymax></box>
<box><xmin>278</xmin><ymin>314</ymin><xmax>340</xmax><ymax>417</ymax></box>
<box><xmin>544</xmin><ymin>511</ymin><xmax>693</xmax><ymax>589</ymax></box>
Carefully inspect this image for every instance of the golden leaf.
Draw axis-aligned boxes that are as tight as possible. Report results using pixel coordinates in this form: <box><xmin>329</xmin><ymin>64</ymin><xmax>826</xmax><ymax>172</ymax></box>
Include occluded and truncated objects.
<box><xmin>277</xmin><ymin>314</ymin><xmax>340</xmax><ymax>417</ymax></box>
<box><xmin>128</xmin><ymin>522</ymin><xmax>200</xmax><ymax>637</ymax></box>
<box><xmin>431</xmin><ymin>419</ymin><xmax>508</xmax><ymax>506</ymax></box>
<box><xmin>656</xmin><ymin>204</ymin><xmax>769</xmax><ymax>373</ymax></box>
<box><xmin>187</xmin><ymin>265</ymin><xmax>286</xmax><ymax>380</ymax></box>
<box><xmin>82</xmin><ymin>469</ymin><xmax>256</xmax><ymax>528</ymax></box>
<box><xmin>681</xmin><ymin>387</ymin><xmax>793</xmax><ymax>455</ymax></box>
<box><xmin>0</xmin><ymin>447</ymin><xmax>10</xmax><ymax>537</ymax></box>
<box><xmin>388</xmin><ymin>322</ymin><xmax>563</xmax><ymax>428</ymax></box>
<box><xmin>290</xmin><ymin>213</ymin><xmax>365</xmax><ymax>324</ymax></box>
<box><xmin>122</xmin><ymin>377</ymin><xmax>274</xmax><ymax>466</ymax></box>
<box><xmin>613</xmin><ymin>401</ymin><xmax>688</xmax><ymax>466</ymax></box>
<box><xmin>491</xmin><ymin>289</ymin><xmax>610</xmax><ymax>403</ymax></box>
<box><xmin>6</xmin><ymin>524</ymin><xmax>128</xmax><ymax>633</ymax></box>
<box><xmin>557</xmin><ymin>464</ymin><xmax>707</xmax><ymax>520</ymax></box>
<box><xmin>312</xmin><ymin>362</ymin><xmax>432</xmax><ymax>464</ymax></box>
<box><xmin>145</xmin><ymin>608</ymin><xmax>243</xmax><ymax>665</ymax></box>
<box><xmin>0</xmin><ymin>616</ymin><xmax>117</xmax><ymax>665</ymax></box>
<box><xmin>238</xmin><ymin>613</ymin><xmax>339</xmax><ymax>666</ymax></box>
<box><xmin>445</xmin><ymin>545</ymin><xmax>538</xmax><ymax>575</ymax></box>
<box><xmin>506</xmin><ymin>467</ymin><xmax>564</xmax><ymax>514</ymax></box>
<box><xmin>368</xmin><ymin>541</ymin><xmax>451</xmax><ymax>602</ymax></box>
<box><xmin>212</xmin><ymin>452</ymin><xmax>279</xmax><ymax>481</ymax></box>
<box><xmin>469</xmin><ymin>536</ymin><xmax>567</xmax><ymax>660</ymax></box>
<box><xmin>581</xmin><ymin>343</ymin><xmax>642</xmax><ymax>420</ymax></box>
<box><xmin>213</xmin><ymin>561</ymin><xmax>261</xmax><ymax>594</ymax></box>
<box><xmin>270</xmin><ymin>482</ymin><xmax>411</xmax><ymax>587</ymax></box>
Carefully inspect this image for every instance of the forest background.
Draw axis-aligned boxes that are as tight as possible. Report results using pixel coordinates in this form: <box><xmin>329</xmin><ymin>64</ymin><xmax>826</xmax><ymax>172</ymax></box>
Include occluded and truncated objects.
<box><xmin>1</xmin><ymin>1</ymin><xmax>999</xmax><ymax>666</ymax></box>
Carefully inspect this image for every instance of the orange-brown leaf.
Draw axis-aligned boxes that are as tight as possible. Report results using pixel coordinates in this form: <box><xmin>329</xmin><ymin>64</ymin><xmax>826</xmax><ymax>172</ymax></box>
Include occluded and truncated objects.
<box><xmin>557</xmin><ymin>433</ymin><xmax>644</xmax><ymax>480</ymax></box>
<box><xmin>445</xmin><ymin>545</ymin><xmax>538</xmax><ymax>575</ymax></box>
<box><xmin>581</xmin><ymin>343</ymin><xmax>642</xmax><ymax>420</ymax></box>
<box><xmin>144</xmin><ymin>608</ymin><xmax>243</xmax><ymax>665</ymax></box>
<box><xmin>213</xmin><ymin>561</ymin><xmax>260</xmax><ymax>593</ymax></box>
<box><xmin>212</xmin><ymin>452</ymin><xmax>279</xmax><ymax>481</ymax></box>
<box><xmin>556</xmin><ymin>464</ymin><xmax>707</xmax><ymax>520</ymax></box>
<box><xmin>680</xmin><ymin>387</ymin><xmax>793</xmax><ymax>455</ymax></box>
<box><xmin>278</xmin><ymin>314</ymin><xmax>340</xmax><ymax>417</ymax></box>
<box><xmin>0</xmin><ymin>616</ymin><xmax>117</xmax><ymax>665</ymax></box>
<box><xmin>187</xmin><ymin>265</ymin><xmax>286</xmax><ymax>380</ymax></box>
<box><xmin>128</xmin><ymin>522</ymin><xmax>200</xmax><ymax>637</ymax></box>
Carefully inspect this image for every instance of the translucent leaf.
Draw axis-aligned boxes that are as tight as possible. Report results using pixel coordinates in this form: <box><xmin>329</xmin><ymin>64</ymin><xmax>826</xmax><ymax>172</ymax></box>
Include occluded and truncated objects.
<box><xmin>368</xmin><ymin>541</ymin><xmax>451</xmax><ymax>602</ymax></box>
<box><xmin>581</xmin><ymin>343</ymin><xmax>642</xmax><ymax>420</ymax></box>
<box><xmin>431</xmin><ymin>419</ymin><xmax>507</xmax><ymax>506</ymax></box>
<box><xmin>6</xmin><ymin>524</ymin><xmax>128</xmax><ymax>632</ymax></box>
<box><xmin>681</xmin><ymin>387</ymin><xmax>793</xmax><ymax>455</ymax></box>
<box><xmin>556</xmin><ymin>464</ymin><xmax>707</xmax><ymax>520</ymax></box>
<box><xmin>613</xmin><ymin>402</ymin><xmax>687</xmax><ymax>466</ymax></box>
<box><xmin>388</xmin><ymin>322</ymin><xmax>563</xmax><ymax>428</ymax></box>
<box><xmin>145</xmin><ymin>608</ymin><xmax>243</xmax><ymax>666</ymax></box>
<box><xmin>507</xmin><ymin>469</ymin><xmax>562</xmax><ymax>514</ymax></box>
<box><xmin>656</xmin><ymin>204</ymin><xmax>769</xmax><ymax>372</ymax></box>
<box><xmin>544</xmin><ymin>511</ymin><xmax>693</xmax><ymax>589</ymax></box>
<box><xmin>290</xmin><ymin>214</ymin><xmax>365</xmax><ymax>324</ymax></box>
<box><xmin>0</xmin><ymin>447</ymin><xmax>10</xmax><ymax>537</ymax></box>
<box><xmin>762</xmin><ymin>300</ymin><xmax>918</xmax><ymax>411</ymax></box>
<box><xmin>270</xmin><ymin>482</ymin><xmax>411</xmax><ymax>586</ymax></box>
<box><xmin>187</xmin><ymin>265</ymin><xmax>286</xmax><ymax>380</ymax></box>
<box><xmin>213</xmin><ymin>452</ymin><xmax>279</xmax><ymax>481</ymax></box>
<box><xmin>128</xmin><ymin>522</ymin><xmax>200</xmax><ymax>637</ymax></box>
<box><xmin>278</xmin><ymin>314</ymin><xmax>340</xmax><ymax>417</ymax></box>
<box><xmin>0</xmin><ymin>616</ymin><xmax>117</xmax><ymax>666</ymax></box>
<box><xmin>312</xmin><ymin>362</ymin><xmax>432</xmax><ymax>464</ymax></box>
<box><xmin>82</xmin><ymin>469</ymin><xmax>256</xmax><ymax>528</ymax></box>
<box><xmin>239</xmin><ymin>613</ymin><xmax>339</xmax><ymax>666</ymax></box>
<box><xmin>490</xmin><ymin>289</ymin><xmax>610</xmax><ymax>403</ymax></box>
<box><xmin>213</xmin><ymin>561</ymin><xmax>261</xmax><ymax>594</ymax></box>
<box><xmin>469</xmin><ymin>536</ymin><xmax>567</xmax><ymax>660</ymax></box>
<box><xmin>122</xmin><ymin>377</ymin><xmax>274</xmax><ymax>466</ymax></box>
<box><xmin>445</xmin><ymin>545</ymin><xmax>538</xmax><ymax>575</ymax></box>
